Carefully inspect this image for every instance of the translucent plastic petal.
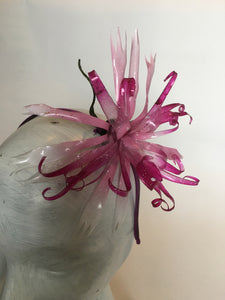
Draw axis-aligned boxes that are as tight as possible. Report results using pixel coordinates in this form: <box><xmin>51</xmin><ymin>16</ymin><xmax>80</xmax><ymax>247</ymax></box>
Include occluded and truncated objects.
<box><xmin>111</xmin><ymin>28</ymin><xmax>127</xmax><ymax>102</ymax></box>
<box><xmin>117</xmin><ymin>78</ymin><xmax>136</xmax><ymax>120</ymax></box>
<box><xmin>25</xmin><ymin>104</ymin><xmax>109</xmax><ymax>130</ymax></box>
<box><xmin>131</xmin><ymin>55</ymin><xmax>155</xmax><ymax>127</ymax></box>
<box><xmin>128</xmin><ymin>30</ymin><xmax>140</xmax><ymax>106</ymax></box>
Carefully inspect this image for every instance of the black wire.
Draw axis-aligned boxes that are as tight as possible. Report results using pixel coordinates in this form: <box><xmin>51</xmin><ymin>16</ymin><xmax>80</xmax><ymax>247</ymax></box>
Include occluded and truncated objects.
<box><xmin>78</xmin><ymin>59</ymin><xmax>97</xmax><ymax>118</ymax></box>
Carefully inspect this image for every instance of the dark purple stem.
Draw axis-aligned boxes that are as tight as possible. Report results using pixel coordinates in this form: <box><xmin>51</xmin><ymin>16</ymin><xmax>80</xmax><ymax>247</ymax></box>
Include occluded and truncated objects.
<box><xmin>131</xmin><ymin>164</ymin><xmax>141</xmax><ymax>244</ymax></box>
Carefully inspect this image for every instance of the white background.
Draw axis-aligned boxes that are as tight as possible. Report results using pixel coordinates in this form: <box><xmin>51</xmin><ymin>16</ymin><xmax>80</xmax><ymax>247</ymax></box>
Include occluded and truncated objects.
<box><xmin>0</xmin><ymin>1</ymin><xmax>225</xmax><ymax>299</ymax></box>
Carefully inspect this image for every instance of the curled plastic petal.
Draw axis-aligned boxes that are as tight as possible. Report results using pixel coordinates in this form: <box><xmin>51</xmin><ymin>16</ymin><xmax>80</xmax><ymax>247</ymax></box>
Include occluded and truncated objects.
<box><xmin>155</xmin><ymin>71</ymin><xmax>177</xmax><ymax>105</ymax></box>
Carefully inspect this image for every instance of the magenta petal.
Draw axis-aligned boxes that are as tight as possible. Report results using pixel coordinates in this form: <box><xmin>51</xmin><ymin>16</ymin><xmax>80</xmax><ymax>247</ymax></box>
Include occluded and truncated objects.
<box><xmin>88</xmin><ymin>70</ymin><xmax>118</xmax><ymax>122</ymax></box>
<box><xmin>151</xmin><ymin>198</ymin><xmax>163</xmax><ymax>208</ymax></box>
<box><xmin>136</xmin><ymin>156</ymin><xmax>162</xmax><ymax>190</ymax></box>
<box><xmin>164</xmin><ymin>161</ymin><xmax>183</xmax><ymax>175</ymax></box>
<box><xmin>151</xmin><ymin>198</ymin><xmax>171</xmax><ymax>211</ymax></box>
<box><xmin>41</xmin><ymin>144</ymin><xmax>118</xmax><ymax>200</ymax></box>
<box><xmin>69</xmin><ymin>145</ymin><xmax>117</xmax><ymax>184</ymax></box>
<box><xmin>155</xmin><ymin>71</ymin><xmax>177</xmax><ymax>106</ymax></box>
<box><xmin>161</xmin><ymin>171</ymin><xmax>199</xmax><ymax>185</ymax></box>
<box><xmin>109</xmin><ymin>155</ymin><xmax>131</xmax><ymax>196</ymax></box>
<box><xmin>42</xmin><ymin>185</ymin><xmax>71</xmax><ymax>201</ymax></box>
<box><xmin>39</xmin><ymin>142</ymin><xmax>112</xmax><ymax>178</ymax></box>
<box><xmin>154</xmin><ymin>183</ymin><xmax>175</xmax><ymax>211</ymax></box>
<box><xmin>117</xmin><ymin>78</ymin><xmax>136</xmax><ymax>120</ymax></box>
<box><xmin>152</xmin><ymin>124</ymin><xmax>179</xmax><ymax>137</ymax></box>
<box><xmin>108</xmin><ymin>180</ymin><xmax>130</xmax><ymax>197</ymax></box>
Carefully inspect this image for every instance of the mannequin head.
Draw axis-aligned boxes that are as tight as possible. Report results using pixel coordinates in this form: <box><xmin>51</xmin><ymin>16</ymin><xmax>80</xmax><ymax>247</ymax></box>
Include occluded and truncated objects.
<box><xmin>0</xmin><ymin>116</ymin><xmax>134</xmax><ymax>299</ymax></box>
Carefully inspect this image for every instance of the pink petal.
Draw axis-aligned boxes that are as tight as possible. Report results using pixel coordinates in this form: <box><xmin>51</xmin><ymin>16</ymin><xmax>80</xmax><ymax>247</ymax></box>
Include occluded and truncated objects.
<box><xmin>88</xmin><ymin>70</ymin><xmax>118</xmax><ymax>122</ymax></box>
<box><xmin>128</xmin><ymin>29</ymin><xmax>140</xmax><ymax>114</ymax></box>
<box><xmin>78</xmin><ymin>153</ymin><xmax>120</xmax><ymax>230</ymax></box>
<box><xmin>161</xmin><ymin>171</ymin><xmax>200</xmax><ymax>185</ymax></box>
<box><xmin>41</xmin><ymin>143</ymin><xmax>118</xmax><ymax>200</ymax></box>
<box><xmin>136</xmin><ymin>141</ymin><xmax>183</xmax><ymax>161</ymax></box>
<box><xmin>109</xmin><ymin>154</ymin><xmax>131</xmax><ymax>196</ymax></box>
<box><xmin>145</xmin><ymin>55</ymin><xmax>156</xmax><ymax>99</ymax></box>
<box><xmin>131</xmin><ymin>55</ymin><xmax>155</xmax><ymax>127</ymax></box>
<box><xmin>117</xmin><ymin>78</ymin><xmax>136</xmax><ymax>119</ymax></box>
<box><xmin>25</xmin><ymin>104</ymin><xmax>109</xmax><ymax>130</ymax></box>
<box><xmin>39</xmin><ymin>142</ymin><xmax>112</xmax><ymax>178</ymax></box>
<box><xmin>153</xmin><ymin>182</ymin><xmax>175</xmax><ymax>211</ymax></box>
<box><xmin>111</xmin><ymin>28</ymin><xmax>127</xmax><ymax>102</ymax></box>
<box><xmin>152</xmin><ymin>123</ymin><xmax>179</xmax><ymax>137</ymax></box>
<box><xmin>136</xmin><ymin>156</ymin><xmax>162</xmax><ymax>190</ymax></box>
<box><xmin>155</xmin><ymin>71</ymin><xmax>177</xmax><ymax>105</ymax></box>
<box><xmin>114</xmin><ymin>78</ymin><xmax>135</xmax><ymax>139</ymax></box>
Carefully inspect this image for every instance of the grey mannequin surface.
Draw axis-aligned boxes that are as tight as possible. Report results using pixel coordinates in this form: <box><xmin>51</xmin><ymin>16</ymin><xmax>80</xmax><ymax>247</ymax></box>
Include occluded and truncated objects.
<box><xmin>0</xmin><ymin>116</ymin><xmax>134</xmax><ymax>300</ymax></box>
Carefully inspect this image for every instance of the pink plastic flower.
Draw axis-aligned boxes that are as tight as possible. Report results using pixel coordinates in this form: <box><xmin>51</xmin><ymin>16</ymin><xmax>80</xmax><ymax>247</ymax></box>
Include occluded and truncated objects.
<box><xmin>25</xmin><ymin>30</ymin><xmax>199</xmax><ymax>244</ymax></box>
